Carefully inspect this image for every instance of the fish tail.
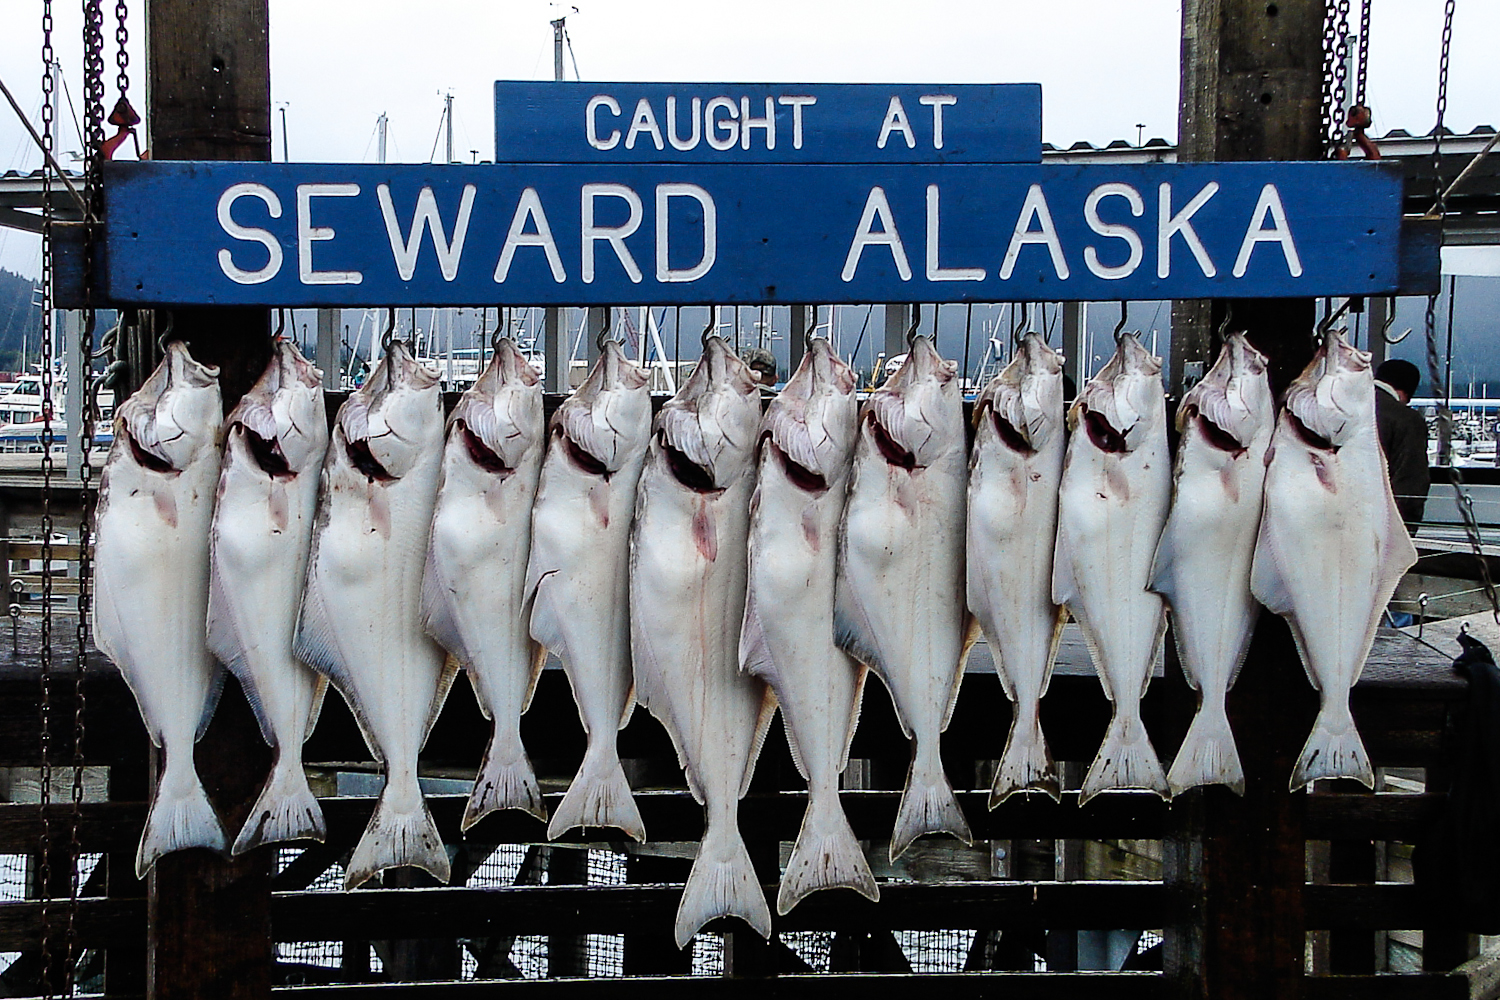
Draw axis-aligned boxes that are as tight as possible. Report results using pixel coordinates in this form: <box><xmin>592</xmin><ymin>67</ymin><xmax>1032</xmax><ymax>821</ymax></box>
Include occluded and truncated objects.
<box><xmin>1168</xmin><ymin>701</ymin><xmax>1246</xmax><ymax>797</ymax></box>
<box><xmin>232</xmin><ymin>754</ymin><xmax>327</xmax><ymax>855</ymax></box>
<box><xmin>345</xmin><ymin>781</ymin><xmax>450</xmax><ymax>889</ymax></box>
<box><xmin>462</xmin><ymin>733</ymin><xmax>546</xmax><ymax>832</ymax></box>
<box><xmin>136</xmin><ymin>755</ymin><xmax>227</xmax><ymax>878</ymax></box>
<box><xmin>891</xmin><ymin>742</ymin><xmax>972</xmax><ymax>860</ymax></box>
<box><xmin>777</xmin><ymin>786</ymin><xmax>878</xmax><ymax>915</ymax></box>
<box><xmin>1292</xmin><ymin>697</ymin><xmax>1373</xmax><ymax>790</ymax></box>
<box><xmin>991</xmin><ymin>709</ymin><xmax>1060</xmax><ymax>807</ymax></box>
<box><xmin>547</xmin><ymin>744</ymin><xmax>645</xmax><ymax>842</ymax></box>
<box><xmin>1081</xmin><ymin>709</ymin><xmax>1168</xmax><ymax>804</ymax></box>
<box><xmin>674</xmin><ymin>810</ymin><xmax>771</xmax><ymax>949</ymax></box>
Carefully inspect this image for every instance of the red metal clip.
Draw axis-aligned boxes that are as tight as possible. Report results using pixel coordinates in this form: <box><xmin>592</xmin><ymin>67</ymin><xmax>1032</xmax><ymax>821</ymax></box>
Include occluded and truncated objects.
<box><xmin>100</xmin><ymin>97</ymin><xmax>142</xmax><ymax>161</ymax></box>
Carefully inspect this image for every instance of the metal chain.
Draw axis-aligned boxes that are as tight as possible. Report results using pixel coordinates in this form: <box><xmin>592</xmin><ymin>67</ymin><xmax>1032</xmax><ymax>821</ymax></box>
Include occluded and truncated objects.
<box><xmin>1432</xmin><ymin>0</ymin><xmax>1455</xmax><ymax>213</ymax></box>
<box><xmin>115</xmin><ymin>0</ymin><xmax>130</xmax><ymax>100</ymax></box>
<box><xmin>1323</xmin><ymin>0</ymin><xmax>1352</xmax><ymax>156</ymax></box>
<box><xmin>1355</xmin><ymin>0</ymin><xmax>1372</xmax><ymax>109</ymax></box>
<box><xmin>1320</xmin><ymin>3</ymin><xmax>1339</xmax><ymax>152</ymax></box>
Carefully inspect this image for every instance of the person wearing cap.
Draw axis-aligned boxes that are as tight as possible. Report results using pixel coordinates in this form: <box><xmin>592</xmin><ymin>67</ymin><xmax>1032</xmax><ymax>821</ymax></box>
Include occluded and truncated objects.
<box><xmin>741</xmin><ymin>347</ymin><xmax>778</xmax><ymax>396</ymax></box>
<box><xmin>1374</xmin><ymin>358</ymin><xmax>1430</xmax><ymax>531</ymax></box>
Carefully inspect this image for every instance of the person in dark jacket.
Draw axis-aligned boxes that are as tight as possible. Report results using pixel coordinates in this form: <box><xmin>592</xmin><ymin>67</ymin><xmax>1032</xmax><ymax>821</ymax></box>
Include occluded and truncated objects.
<box><xmin>1374</xmin><ymin>359</ymin><xmax>1431</xmax><ymax>530</ymax></box>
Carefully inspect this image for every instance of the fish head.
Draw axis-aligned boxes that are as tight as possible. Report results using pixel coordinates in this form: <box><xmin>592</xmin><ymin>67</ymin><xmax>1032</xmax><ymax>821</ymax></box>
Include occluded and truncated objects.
<box><xmin>336</xmin><ymin>341</ymin><xmax>442</xmax><ymax>482</ymax></box>
<box><xmin>1282</xmin><ymin>328</ymin><xmax>1374</xmax><ymax>450</ymax></box>
<box><xmin>655</xmin><ymin>335</ymin><xmax>760</xmax><ymax>492</ymax></box>
<box><xmin>1067</xmin><ymin>333</ymin><xmax>1164</xmax><ymax>455</ymax></box>
<box><xmin>977</xmin><ymin>332</ymin><xmax>1064</xmax><ymax>455</ymax></box>
<box><xmin>224</xmin><ymin>339</ymin><xmax>326</xmax><ymax>479</ymax></box>
<box><xmin>552</xmin><ymin>338</ymin><xmax>651</xmax><ymax>477</ymax></box>
<box><xmin>863</xmin><ymin>334</ymin><xmax>962</xmax><ymax>470</ymax></box>
<box><xmin>760</xmin><ymin>336</ymin><xmax>858</xmax><ymax>492</ymax></box>
<box><xmin>1177</xmin><ymin>333</ymin><xmax>1274</xmax><ymax>456</ymax></box>
<box><xmin>116</xmin><ymin>340</ymin><xmax>222</xmax><ymax>475</ymax></box>
<box><xmin>446</xmin><ymin>338</ymin><xmax>543</xmax><ymax>475</ymax></box>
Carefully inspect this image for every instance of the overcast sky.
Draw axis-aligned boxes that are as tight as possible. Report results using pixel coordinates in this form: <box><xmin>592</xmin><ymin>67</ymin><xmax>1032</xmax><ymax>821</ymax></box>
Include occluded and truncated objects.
<box><xmin>1</xmin><ymin>0</ymin><xmax>1496</xmax><ymax>279</ymax></box>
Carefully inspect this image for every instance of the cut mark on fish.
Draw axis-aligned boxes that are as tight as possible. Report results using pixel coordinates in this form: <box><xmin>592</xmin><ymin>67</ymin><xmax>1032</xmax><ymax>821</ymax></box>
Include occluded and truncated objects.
<box><xmin>560</xmin><ymin>429</ymin><xmax>611</xmax><ymax>480</ymax></box>
<box><xmin>1288</xmin><ymin>411</ymin><xmax>1338</xmax><ymax>453</ymax></box>
<box><xmin>459</xmin><ymin>420</ymin><xmax>514</xmax><ymax>476</ymax></box>
<box><xmin>691</xmin><ymin>505</ymin><xmax>718</xmax><ymax>561</ymax></box>
<box><xmin>345</xmin><ymin>439</ymin><xmax>397</xmax><ymax>483</ymax></box>
<box><xmin>1083</xmin><ymin>409</ymin><xmax>1128</xmax><ymax>454</ymax></box>
<box><xmin>1192</xmin><ymin>410</ymin><xmax>1247</xmax><ymax>457</ymax></box>
<box><xmin>773</xmin><ymin>442</ymin><xmax>828</xmax><ymax>493</ymax></box>
<box><xmin>867</xmin><ymin>412</ymin><xmax>917</xmax><ymax>470</ymax></box>
<box><xmin>661</xmin><ymin>432</ymin><xmax>719</xmax><ymax>493</ymax></box>
<box><xmin>991</xmin><ymin>409</ymin><xmax>1036</xmax><ymax>455</ymax></box>
<box><xmin>240</xmin><ymin>425</ymin><xmax>294</xmax><ymax>480</ymax></box>
<box><xmin>128</xmin><ymin>431</ymin><xmax>177</xmax><ymax>475</ymax></box>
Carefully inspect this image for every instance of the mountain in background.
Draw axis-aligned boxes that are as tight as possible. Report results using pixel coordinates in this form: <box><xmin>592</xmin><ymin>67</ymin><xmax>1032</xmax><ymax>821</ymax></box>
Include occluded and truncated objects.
<box><xmin>0</xmin><ymin>268</ymin><xmax>40</xmax><ymax>372</ymax></box>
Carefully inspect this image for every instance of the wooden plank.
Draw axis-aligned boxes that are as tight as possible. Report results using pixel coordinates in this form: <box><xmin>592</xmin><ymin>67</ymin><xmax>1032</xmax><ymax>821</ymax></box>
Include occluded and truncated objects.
<box><xmin>1304</xmin><ymin>975</ymin><xmax>1468</xmax><ymax>1000</ymax></box>
<box><xmin>1305</xmin><ymin>884</ymin><xmax>1473</xmax><ymax>931</ymax></box>
<box><xmin>1455</xmin><ymin>950</ymin><xmax>1500</xmax><ymax>1000</ymax></box>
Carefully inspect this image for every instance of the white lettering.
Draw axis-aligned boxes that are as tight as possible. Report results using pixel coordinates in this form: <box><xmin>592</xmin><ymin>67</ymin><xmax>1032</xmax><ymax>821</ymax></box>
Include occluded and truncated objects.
<box><xmin>925</xmin><ymin>185</ymin><xmax>983</xmax><ymax>281</ymax></box>
<box><xmin>666</xmin><ymin>95</ymin><xmax>701</xmax><ymax>151</ymax></box>
<box><xmin>586</xmin><ymin>95</ymin><xmax>622</xmax><ymax>151</ymax></box>
<box><xmin>705</xmin><ymin>97</ymin><xmax>739</xmax><ymax>151</ymax></box>
<box><xmin>581</xmin><ymin>183</ymin><xmax>643</xmax><ymax>283</ymax></box>
<box><xmin>296</xmin><ymin>183</ymin><xmax>362</xmax><ymax>285</ymax></box>
<box><xmin>1158</xmin><ymin>182</ymin><xmax>1219</xmax><ymax>278</ymax></box>
<box><xmin>1083</xmin><ymin>183</ymin><xmax>1145</xmax><ymax>280</ymax></box>
<box><xmin>216</xmin><ymin>183</ymin><xmax>283</xmax><ymax>285</ymax></box>
<box><xmin>655</xmin><ymin>183</ymin><xmax>717</xmax><ymax>283</ymax></box>
<box><xmin>918</xmin><ymin>94</ymin><xmax>957</xmax><ymax>149</ymax></box>
<box><xmin>376</xmin><ymin>184</ymin><xmax>476</xmax><ymax>282</ymax></box>
<box><xmin>494</xmin><ymin>187</ymin><xmax>566</xmax><ymax>284</ymax></box>
<box><xmin>625</xmin><ymin>98</ymin><xmax>665</xmax><ymax>151</ymax></box>
<box><xmin>740</xmin><ymin>96</ymin><xmax>775</xmax><ymax>150</ymax></box>
<box><xmin>877</xmin><ymin>96</ymin><xmax>916</xmax><ymax>150</ymax></box>
<box><xmin>999</xmin><ymin>184</ymin><xmax>1069</xmax><ymax>280</ymax></box>
<box><xmin>841</xmin><ymin>186</ymin><xmax>911</xmax><ymax>282</ymax></box>
<box><xmin>777</xmin><ymin>96</ymin><xmax>816</xmax><ymax>149</ymax></box>
<box><xmin>1232</xmin><ymin>184</ymin><xmax>1303</xmax><ymax>278</ymax></box>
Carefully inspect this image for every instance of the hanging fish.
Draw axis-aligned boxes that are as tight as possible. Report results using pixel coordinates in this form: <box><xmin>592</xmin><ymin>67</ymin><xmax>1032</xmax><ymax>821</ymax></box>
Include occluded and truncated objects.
<box><xmin>1149</xmin><ymin>333</ymin><xmax>1274</xmax><ymax>796</ymax></box>
<box><xmin>741</xmin><ymin>336</ymin><xmax>876</xmax><ymax>913</ymax></box>
<box><xmin>527</xmin><ymin>338</ymin><xmax>650</xmax><ymax>842</ymax></box>
<box><xmin>423</xmin><ymin>338</ymin><xmax>547</xmax><ymax>830</ymax></box>
<box><xmin>1251</xmin><ymin>329</ymin><xmax>1417</xmax><ymax>789</ymax></box>
<box><xmin>967</xmin><ymin>333</ymin><xmax>1067</xmax><ymax>805</ymax></box>
<box><xmin>631</xmin><ymin>335</ymin><xmax>773</xmax><ymax>948</ymax></box>
<box><xmin>1054</xmin><ymin>334</ymin><xmax>1171</xmax><ymax>803</ymax></box>
<box><xmin>94</xmin><ymin>341</ymin><xmax>227</xmax><ymax>875</ymax></box>
<box><xmin>295</xmin><ymin>341</ymin><xmax>452</xmax><ymax>888</ymax></box>
<box><xmin>208</xmin><ymin>339</ymin><xmax>330</xmax><ymax>854</ymax></box>
<box><xmin>836</xmin><ymin>334</ymin><xmax>976</xmax><ymax>859</ymax></box>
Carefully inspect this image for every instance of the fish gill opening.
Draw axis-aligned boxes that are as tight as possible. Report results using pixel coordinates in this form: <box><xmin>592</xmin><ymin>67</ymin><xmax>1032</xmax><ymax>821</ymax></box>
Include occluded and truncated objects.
<box><xmin>866</xmin><ymin>411</ymin><xmax>918</xmax><ymax>471</ymax></box>
<box><xmin>986</xmin><ymin>403</ymin><xmax>1035</xmax><ymax>456</ymax></box>
<box><xmin>770</xmin><ymin>437</ymin><xmax>828</xmax><ymax>493</ymax></box>
<box><xmin>557</xmin><ymin>426</ymin><xmax>611</xmax><ymax>480</ymax></box>
<box><xmin>457</xmin><ymin>420</ymin><xmax>514</xmax><ymax>476</ymax></box>
<box><xmin>239</xmin><ymin>425</ymin><xmax>294</xmax><ymax>480</ymax></box>
<box><xmin>345</xmin><ymin>438</ymin><xmax>397</xmax><ymax>483</ymax></box>
<box><xmin>1188</xmin><ymin>407</ymin><xmax>1248</xmax><ymax>457</ymax></box>
<box><xmin>126</xmin><ymin>430</ymin><xmax>177</xmax><ymax>475</ymax></box>
<box><xmin>1082</xmin><ymin>407</ymin><xmax>1129</xmax><ymax>454</ymax></box>
<box><xmin>660</xmin><ymin>430</ymin><xmax>719</xmax><ymax>493</ymax></box>
<box><xmin>1287</xmin><ymin>409</ymin><xmax>1338</xmax><ymax>453</ymax></box>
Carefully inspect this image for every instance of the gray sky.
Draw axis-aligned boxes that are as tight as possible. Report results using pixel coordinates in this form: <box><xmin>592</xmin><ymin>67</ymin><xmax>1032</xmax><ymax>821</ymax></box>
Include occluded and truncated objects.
<box><xmin>2</xmin><ymin>0</ymin><xmax>1497</xmax><ymax>279</ymax></box>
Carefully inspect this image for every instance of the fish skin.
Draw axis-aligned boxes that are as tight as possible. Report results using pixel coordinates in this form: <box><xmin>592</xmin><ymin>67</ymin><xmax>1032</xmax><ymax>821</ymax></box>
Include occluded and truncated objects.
<box><xmin>1053</xmin><ymin>334</ymin><xmax>1171</xmax><ymax>803</ymax></box>
<box><xmin>630</xmin><ymin>336</ymin><xmax>773</xmax><ymax>948</ymax></box>
<box><xmin>966</xmin><ymin>333</ymin><xmax>1066</xmax><ymax>806</ymax></box>
<box><xmin>423</xmin><ymin>339</ymin><xmax>547</xmax><ymax>832</ymax></box>
<box><xmin>208</xmin><ymin>339</ymin><xmax>331</xmax><ymax>854</ymax></box>
<box><xmin>295</xmin><ymin>341</ymin><xmax>453</xmax><ymax>888</ymax></box>
<box><xmin>740</xmin><ymin>337</ymin><xmax>876</xmax><ymax>914</ymax></box>
<box><xmin>93</xmin><ymin>341</ymin><xmax>228</xmax><ymax>876</ymax></box>
<box><xmin>527</xmin><ymin>339</ymin><xmax>650</xmax><ymax>842</ymax></box>
<box><xmin>1251</xmin><ymin>330</ymin><xmax>1417</xmax><ymax>790</ymax></box>
<box><xmin>1149</xmin><ymin>334</ymin><xmax>1274</xmax><ymax>797</ymax></box>
<box><xmin>835</xmin><ymin>334</ymin><xmax>976</xmax><ymax>860</ymax></box>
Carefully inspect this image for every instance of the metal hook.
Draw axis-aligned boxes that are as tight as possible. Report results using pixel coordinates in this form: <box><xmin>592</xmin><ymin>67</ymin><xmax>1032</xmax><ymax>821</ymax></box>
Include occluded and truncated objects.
<box><xmin>701</xmin><ymin>306</ymin><xmax>718</xmax><ymax>346</ymax></box>
<box><xmin>1381</xmin><ymin>306</ymin><xmax>1413</xmax><ymax>345</ymax></box>
<box><xmin>1316</xmin><ymin>297</ymin><xmax>1354</xmax><ymax>336</ymax></box>
<box><xmin>1012</xmin><ymin>302</ymin><xmax>1031</xmax><ymax>348</ymax></box>
<box><xmin>1112</xmin><ymin>300</ymin><xmax>1129</xmax><ymax>343</ymax></box>
<box><xmin>380</xmin><ymin>308</ymin><xmax>398</xmax><ymax>353</ymax></box>
<box><xmin>273</xmin><ymin>308</ymin><xmax>287</xmax><ymax>341</ymax></box>
<box><xmin>1217</xmin><ymin>302</ymin><xmax>1235</xmax><ymax>340</ymax></box>
<box><xmin>487</xmin><ymin>307</ymin><xmax>506</xmax><ymax>350</ymax></box>
<box><xmin>596</xmin><ymin>307</ymin><xmax>614</xmax><ymax>351</ymax></box>
<box><xmin>155</xmin><ymin>310</ymin><xmax>176</xmax><ymax>352</ymax></box>
<box><xmin>905</xmin><ymin>305</ymin><xmax>921</xmax><ymax>345</ymax></box>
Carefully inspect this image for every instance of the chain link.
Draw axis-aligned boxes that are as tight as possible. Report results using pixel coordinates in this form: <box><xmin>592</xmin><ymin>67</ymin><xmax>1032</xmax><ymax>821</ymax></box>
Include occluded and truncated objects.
<box><xmin>115</xmin><ymin>0</ymin><xmax>130</xmax><ymax>100</ymax></box>
<box><xmin>1355</xmin><ymin>0</ymin><xmax>1372</xmax><ymax>109</ymax></box>
<box><xmin>1320</xmin><ymin>3</ymin><xmax>1339</xmax><ymax>152</ymax></box>
<box><xmin>1433</xmin><ymin>0</ymin><xmax>1455</xmax><ymax>212</ymax></box>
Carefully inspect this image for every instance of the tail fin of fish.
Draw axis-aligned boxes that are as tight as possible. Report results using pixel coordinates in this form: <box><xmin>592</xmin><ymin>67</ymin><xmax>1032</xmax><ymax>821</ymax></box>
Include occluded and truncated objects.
<box><xmin>232</xmin><ymin>755</ymin><xmax>327</xmax><ymax>855</ymax></box>
<box><xmin>1081</xmin><ymin>710</ymin><xmax>1169</xmax><ymax>804</ymax></box>
<box><xmin>891</xmin><ymin>743</ymin><xmax>972</xmax><ymax>860</ymax></box>
<box><xmin>547</xmin><ymin>745</ymin><xmax>645</xmax><ymax>842</ymax></box>
<box><xmin>1291</xmin><ymin>698</ymin><xmax>1374</xmax><ymax>790</ymax></box>
<box><xmin>778</xmin><ymin>788</ymin><xmax>878</xmax><ymax>915</ymax></box>
<box><xmin>135</xmin><ymin>763</ymin><xmax>227</xmax><ymax>878</ymax></box>
<box><xmin>991</xmin><ymin>712</ymin><xmax>1060</xmax><ymax>807</ymax></box>
<box><xmin>674</xmin><ymin>812</ymin><xmax>771</xmax><ymax>949</ymax></box>
<box><xmin>1168</xmin><ymin>702</ymin><xmax>1246</xmax><ymax>797</ymax></box>
<box><xmin>462</xmin><ymin>736</ymin><xmax>546</xmax><ymax>832</ymax></box>
<box><xmin>345</xmin><ymin>784</ymin><xmax>450</xmax><ymax>889</ymax></box>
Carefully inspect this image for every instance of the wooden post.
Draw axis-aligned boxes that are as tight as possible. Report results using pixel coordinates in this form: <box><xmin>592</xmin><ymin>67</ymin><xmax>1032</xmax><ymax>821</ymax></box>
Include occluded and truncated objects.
<box><xmin>1061</xmin><ymin>301</ymin><xmax>1084</xmax><ymax>393</ymax></box>
<box><xmin>143</xmin><ymin>2</ymin><xmax>275</xmax><ymax>998</ymax></box>
<box><xmin>315</xmin><ymin>309</ymin><xmax>340</xmax><ymax>389</ymax></box>
<box><xmin>788</xmin><ymin>304</ymin><xmax>812</xmax><ymax>375</ymax></box>
<box><xmin>883</xmin><ymin>304</ymin><xmax>911</xmax><ymax>363</ymax></box>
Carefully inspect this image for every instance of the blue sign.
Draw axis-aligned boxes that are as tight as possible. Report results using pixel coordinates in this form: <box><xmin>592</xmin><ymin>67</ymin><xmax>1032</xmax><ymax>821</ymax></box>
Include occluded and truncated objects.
<box><xmin>494</xmin><ymin>82</ymin><xmax>1042</xmax><ymax>164</ymax></box>
<box><xmin>102</xmin><ymin>160</ymin><xmax>1405</xmax><ymax>307</ymax></box>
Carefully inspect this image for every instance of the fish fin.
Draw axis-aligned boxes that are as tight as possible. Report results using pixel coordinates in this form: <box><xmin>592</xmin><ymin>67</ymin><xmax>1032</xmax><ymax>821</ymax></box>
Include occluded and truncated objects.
<box><xmin>1249</xmin><ymin>523</ymin><xmax>1294</xmax><ymax>617</ymax></box>
<box><xmin>1291</xmin><ymin>700</ymin><xmax>1373</xmax><ymax>790</ymax></box>
<box><xmin>940</xmin><ymin>614</ymin><xmax>980</xmax><ymax>730</ymax></box>
<box><xmin>740</xmin><ymin>683</ymin><xmax>779</xmax><ymax>799</ymax></box>
<box><xmin>891</xmin><ymin>745</ymin><xmax>972</xmax><ymax>860</ymax></box>
<box><xmin>778</xmin><ymin>790</ymin><xmax>878</xmax><ymax>914</ymax></box>
<box><xmin>547</xmin><ymin>747</ymin><xmax>645</xmax><ymax>842</ymax></box>
<box><xmin>294</xmin><ymin>566</ymin><xmax>369</xmax><ymax>740</ymax></box>
<box><xmin>519</xmin><ymin>641</ymin><xmax>546</xmax><ymax>715</ymax></box>
<box><xmin>1168</xmin><ymin>702</ymin><xmax>1245</xmax><ymax>797</ymax></box>
<box><xmin>205</xmin><ymin>565</ymin><xmax>275</xmax><ymax>744</ymax></box>
<box><xmin>420</xmin><ymin>560</ymin><xmax>471</xmax><ymax>667</ymax></box>
<box><xmin>631</xmin><ymin>620</ymin><xmax>704</xmax><ymax>803</ymax></box>
<box><xmin>304</xmin><ymin>675</ymin><xmax>329</xmax><ymax>743</ymax></box>
<box><xmin>526</xmin><ymin>568</ymin><xmax>568</xmax><ymax>664</ymax></box>
<box><xmin>1146</xmin><ymin>527</ymin><xmax>1178</xmax><ymax>603</ymax></box>
<box><xmin>196</xmin><ymin>663</ymin><xmax>228</xmax><ymax>742</ymax></box>
<box><xmin>837</xmin><ymin>664</ymin><xmax>869</xmax><ymax>773</ymax></box>
<box><xmin>833</xmin><ymin>573</ymin><xmax>890</xmax><ymax>693</ymax></box>
<box><xmin>1051</xmin><ymin>526</ymin><xmax>1080</xmax><ymax>606</ymax></box>
<box><xmin>232</xmin><ymin>756</ymin><xmax>326</xmax><ymax>855</ymax></box>
<box><xmin>463</xmin><ymin>741</ymin><xmax>545</xmax><ymax>831</ymax></box>
<box><xmin>1378</xmin><ymin>497</ymin><xmax>1420</xmax><ymax>596</ymax></box>
<box><xmin>136</xmin><ymin>773</ymin><xmax>227</xmax><ymax>878</ymax></box>
<box><xmin>737</xmin><ymin>591</ymin><xmax>780</xmax><ymax>690</ymax></box>
<box><xmin>674</xmin><ymin>816</ymin><xmax>771</xmax><ymax>949</ymax></box>
<box><xmin>990</xmin><ymin>713</ymin><xmax>1060</xmax><ymax>806</ymax></box>
<box><xmin>345</xmin><ymin>790</ymin><xmax>451</xmax><ymax>889</ymax></box>
<box><xmin>422</xmin><ymin>655</ymin><xmax>461</xmax><ymax>747</ymax></box>
<box><xmin>620</xmin><ymin>682</ymin><xmax>637</xmax><ymax>730</ymax></box>
<box><xmin>1081</xmin><ymin>711</ymin><xmax>1168</xmax><ymax>804</ymax></box>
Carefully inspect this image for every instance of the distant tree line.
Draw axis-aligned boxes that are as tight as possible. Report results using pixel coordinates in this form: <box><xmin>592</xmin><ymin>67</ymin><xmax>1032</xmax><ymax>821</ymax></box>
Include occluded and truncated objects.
<box><xmin>0</xmin><ymin>268</ymin><xmax>40</xmax><ymax>373</ymax></box>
